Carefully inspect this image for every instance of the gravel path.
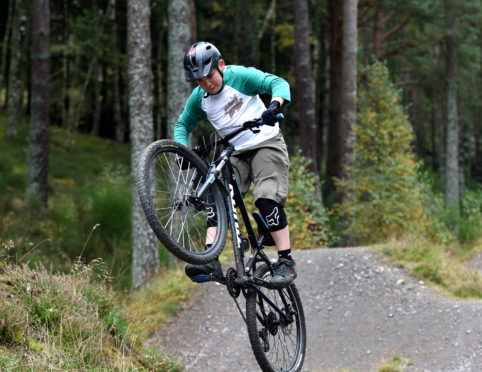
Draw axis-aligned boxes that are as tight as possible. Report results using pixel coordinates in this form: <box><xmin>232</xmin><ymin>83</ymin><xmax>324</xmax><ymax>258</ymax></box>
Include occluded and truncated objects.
<box><xmin>150</xmin><ymin>247</ymin><xmax>482</xmax><ymax>372</ymax></box>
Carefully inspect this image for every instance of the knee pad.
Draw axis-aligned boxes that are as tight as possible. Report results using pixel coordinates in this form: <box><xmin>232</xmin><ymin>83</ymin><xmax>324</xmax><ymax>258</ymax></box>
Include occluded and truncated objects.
<box><xmin>255</xmin><ymin>198</ymin><xmax>288</xmax><ymax>232</ymax></box>
<box><xmin>206</xmin><ymin>208</ymin><xmax>218</xmax><ymax>228</ymax></box>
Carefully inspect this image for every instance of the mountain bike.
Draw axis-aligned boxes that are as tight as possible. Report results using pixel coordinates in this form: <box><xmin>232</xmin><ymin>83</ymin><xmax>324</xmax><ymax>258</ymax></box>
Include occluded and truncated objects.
<box><xmin>137</xmin><ymin>116</ymin><xmax>306</xmax><ymax>372</ymax></box>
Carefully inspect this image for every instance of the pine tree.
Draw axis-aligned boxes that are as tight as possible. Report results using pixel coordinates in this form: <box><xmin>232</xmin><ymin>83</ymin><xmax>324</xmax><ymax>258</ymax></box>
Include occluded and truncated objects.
<box><xmin>336</xmin><ymin>62</ymin><xmax>427</xmax><ymax>243</ymax></box>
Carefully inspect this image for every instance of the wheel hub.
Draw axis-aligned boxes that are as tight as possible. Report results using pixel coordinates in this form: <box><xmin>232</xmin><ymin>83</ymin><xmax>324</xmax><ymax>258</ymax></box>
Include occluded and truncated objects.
<box><xmin>266</xmin><ymin>312</ymin><xmax>279</xmax><ymax>336</ymax></box>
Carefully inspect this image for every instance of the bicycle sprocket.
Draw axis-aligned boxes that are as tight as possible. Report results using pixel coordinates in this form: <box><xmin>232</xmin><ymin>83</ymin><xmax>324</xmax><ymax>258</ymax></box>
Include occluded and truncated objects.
<box><xmin>226</xmin><ymin>267</ymin><xmax>241</xmax><ymax>298</ymax></box>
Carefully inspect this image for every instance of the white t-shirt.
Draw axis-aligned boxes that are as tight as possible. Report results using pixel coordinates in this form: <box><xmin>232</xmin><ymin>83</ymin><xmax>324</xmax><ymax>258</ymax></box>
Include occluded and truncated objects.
<box><xmin>174</xmin><ymin>65</ymin><xmax>291</xmax><ymax>151</ymax></box>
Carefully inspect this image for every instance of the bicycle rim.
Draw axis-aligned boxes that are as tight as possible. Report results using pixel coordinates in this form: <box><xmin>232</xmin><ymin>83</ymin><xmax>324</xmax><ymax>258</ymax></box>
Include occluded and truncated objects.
<box><xmin>246</xmin><ymin>264</ymin><xmax>306</xmax><ymax>372</ymax></box>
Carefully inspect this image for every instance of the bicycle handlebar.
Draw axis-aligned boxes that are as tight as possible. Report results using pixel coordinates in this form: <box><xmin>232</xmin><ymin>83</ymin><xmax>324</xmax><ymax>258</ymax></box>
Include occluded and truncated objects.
<box><xmin>193</xmin><ymin>113</ymin><xmax>284</xmax><ymax>156</ymax></box>
<box><xmin>244</xmin><ymin>113</ymin><xmax>284</xmax><ymax>129</ymax></box>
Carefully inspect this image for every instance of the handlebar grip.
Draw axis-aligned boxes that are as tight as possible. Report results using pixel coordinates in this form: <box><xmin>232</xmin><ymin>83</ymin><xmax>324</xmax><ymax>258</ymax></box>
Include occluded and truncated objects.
<box><xmin>259</xmin><ymin>113</ymin><xmax>284</xmax><ymax>126</ymax></box>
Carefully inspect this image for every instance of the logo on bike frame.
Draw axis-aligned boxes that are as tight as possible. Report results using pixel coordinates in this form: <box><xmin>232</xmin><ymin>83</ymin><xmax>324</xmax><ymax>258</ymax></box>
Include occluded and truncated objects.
<box><xmin>205</xmin><ymin>206</ymin><xmax>215</xmax><ymax>219</ymax></box>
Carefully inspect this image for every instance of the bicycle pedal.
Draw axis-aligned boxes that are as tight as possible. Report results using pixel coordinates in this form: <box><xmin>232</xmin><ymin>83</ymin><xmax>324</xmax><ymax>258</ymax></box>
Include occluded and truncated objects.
<box><xmin>188</xmin><ymin>273</ymin><xmax>226</xmax><ymax>284</ymax></box>
<box><xmin>188</xmin><ymin>274</ymin><xmax>211</xmax><ymax>283</ymax></box>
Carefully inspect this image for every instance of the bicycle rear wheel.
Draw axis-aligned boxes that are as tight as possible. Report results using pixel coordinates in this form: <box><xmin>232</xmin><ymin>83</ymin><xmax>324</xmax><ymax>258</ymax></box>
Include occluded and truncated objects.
<box><xmin>137</xmin><ymin>139</ymin><xmax>227</xmax><ymax>264</ymax></box>
<box><xmin>246</xmin><ymin>264</ymin><xmax>306</xmax><ymax>372</ymax></box>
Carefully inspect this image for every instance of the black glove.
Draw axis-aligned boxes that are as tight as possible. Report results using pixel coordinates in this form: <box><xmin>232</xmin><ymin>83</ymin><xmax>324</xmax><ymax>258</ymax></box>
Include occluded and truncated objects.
<box><xmin>261</xmin><ymin>101</ymin><xmax>281</xmax><ymax>126</ymax></box>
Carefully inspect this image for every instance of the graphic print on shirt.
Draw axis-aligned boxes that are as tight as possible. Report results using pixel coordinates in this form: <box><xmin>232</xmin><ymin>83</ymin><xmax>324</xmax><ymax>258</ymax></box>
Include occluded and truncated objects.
<box><xmin>224</xmin><ymin>94</ymin><xmax>244</xmax><ymax>118</ymax></box>
<box><xmin>266</xmin><ymin>207</ymin><xmax>280</xmax><ymax>227</ymax></box>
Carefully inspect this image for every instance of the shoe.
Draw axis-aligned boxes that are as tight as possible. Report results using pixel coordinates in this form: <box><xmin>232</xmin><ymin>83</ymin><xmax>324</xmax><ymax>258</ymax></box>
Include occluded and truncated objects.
<box><xmin>185</xmin><ymin>260</ymin><xmax>222</xmax><ymax>283</ymax></box>
<box><xmin>270</xmin><ymin>258</ymin><xmax>297</xmax><ymax>289</ymax></box>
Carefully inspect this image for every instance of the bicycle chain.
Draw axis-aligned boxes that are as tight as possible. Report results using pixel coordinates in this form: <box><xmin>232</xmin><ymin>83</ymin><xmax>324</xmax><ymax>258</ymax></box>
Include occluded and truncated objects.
<box><xmin>226</xmin><ymin>267</ymin><xmax>247</xmax><ymax>325</ymax></box>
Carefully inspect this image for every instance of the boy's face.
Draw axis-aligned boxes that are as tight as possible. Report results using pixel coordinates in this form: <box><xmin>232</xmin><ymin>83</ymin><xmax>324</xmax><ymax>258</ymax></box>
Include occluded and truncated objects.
<box><xmin>197</xmin><ymin>59</ymin><xmax>225</xmax><ymax>94</ymax></box>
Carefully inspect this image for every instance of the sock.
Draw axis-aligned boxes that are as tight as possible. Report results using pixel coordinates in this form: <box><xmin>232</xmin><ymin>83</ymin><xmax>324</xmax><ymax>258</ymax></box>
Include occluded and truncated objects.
<box><xmin>278</xmin><ymin>249</ymin><xmax>293</xmax><ymax>262</ymax></box>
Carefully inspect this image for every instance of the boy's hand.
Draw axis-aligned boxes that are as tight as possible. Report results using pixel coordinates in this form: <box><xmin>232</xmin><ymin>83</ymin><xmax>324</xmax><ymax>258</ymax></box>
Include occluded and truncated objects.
<box><xmin>261</xmin><ymin>101</ymin><xmax>281</xmax><ymax>126</ymax></box>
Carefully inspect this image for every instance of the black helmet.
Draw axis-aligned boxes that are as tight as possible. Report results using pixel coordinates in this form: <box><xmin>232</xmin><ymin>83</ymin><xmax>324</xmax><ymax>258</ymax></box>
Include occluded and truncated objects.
<box><xmin>183</xmin><ymin>41</ymin><xmax>222</xmax><ymax>82</ymax></box>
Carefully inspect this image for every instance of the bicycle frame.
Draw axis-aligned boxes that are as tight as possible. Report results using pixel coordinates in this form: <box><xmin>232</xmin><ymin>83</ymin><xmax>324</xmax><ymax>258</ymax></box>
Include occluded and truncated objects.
<box><xmin>195</xmin><ymin>135</ymin><xmax>293</xmax><ymax>322</ymax></box>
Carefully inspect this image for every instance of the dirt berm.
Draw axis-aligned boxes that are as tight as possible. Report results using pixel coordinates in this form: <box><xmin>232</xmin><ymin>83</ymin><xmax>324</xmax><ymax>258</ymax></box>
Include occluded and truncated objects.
<box><xmin>150</xmin><ymin>247</ymin><xmax>482</xmax><ymax>372</ymax></box>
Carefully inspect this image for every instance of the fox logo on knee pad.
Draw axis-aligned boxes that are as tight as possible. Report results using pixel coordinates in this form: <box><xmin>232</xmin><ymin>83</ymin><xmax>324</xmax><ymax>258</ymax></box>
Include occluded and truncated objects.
<box><xmin>256</xmin><ymin>198</ymin><xmax>288</xmax><ymax>232</ymax></box>
<box><xmin>266</xmin><ymin>207</ymin><xmax>280</xmax><ymax>227</ymax></box>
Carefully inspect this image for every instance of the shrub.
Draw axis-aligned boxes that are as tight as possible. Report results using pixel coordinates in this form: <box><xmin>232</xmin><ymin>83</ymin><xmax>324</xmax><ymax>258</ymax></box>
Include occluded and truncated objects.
<box><xmin>417</xmin><ymin>166</ymin><xmax>482</xmax><ymax>248</ymax></box>
<box><xmin>79</xmin><ymin>166</ymin><xmax>133</xmax><ymax>287</ymax></box>
<box><xmin>459</xmin><ymin>186</ymin><xmax>482</xmax><ymax>245</ymax></box>
<box><xmin>336</xmin><ymin>62</ymin><xmax>428</xmax><ymax>244</ymax></box>
<box><xmin>285</xmin><ymin>152</ymin><xmax>329</xmax><ymax>247</ymax></box>
<box><xmin>243</xmin><ymin>151</ymin><xmax>329</xmax><ymax>249</ymax></box>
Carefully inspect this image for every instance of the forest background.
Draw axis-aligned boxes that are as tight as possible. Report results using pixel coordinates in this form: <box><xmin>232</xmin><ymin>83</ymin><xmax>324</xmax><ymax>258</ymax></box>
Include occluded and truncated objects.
<box><xmin>0</xmin><ymin>0</ymin><xmax>481</xmax><ymax>370</ymax></box>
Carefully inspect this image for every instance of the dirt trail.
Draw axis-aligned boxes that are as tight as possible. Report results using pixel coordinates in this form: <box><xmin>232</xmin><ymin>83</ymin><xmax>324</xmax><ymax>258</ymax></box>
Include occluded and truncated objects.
<box><xmin>150</xmin><ymin>248</ymin><xmax>482</xmax><ymax>372</ymax></box>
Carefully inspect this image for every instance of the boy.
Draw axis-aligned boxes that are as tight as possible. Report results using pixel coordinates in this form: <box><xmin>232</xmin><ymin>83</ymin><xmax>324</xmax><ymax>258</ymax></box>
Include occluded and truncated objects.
<box><xmin>174</xmin><ymin>41</ymin><xmax>296</xmax><ymax>288</ymax></box>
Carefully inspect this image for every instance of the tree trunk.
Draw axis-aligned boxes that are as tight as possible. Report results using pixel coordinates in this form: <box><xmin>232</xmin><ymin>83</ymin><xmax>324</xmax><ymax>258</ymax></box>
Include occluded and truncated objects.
<box><xmin>91</xmin><ymin>65</ymin><xmax>102</xmax><ymax>136</ymax></box>
<box><xmin>108</xmin><ymin>0</ymin><xmax>124</xmax><ymax>142</ymax></box>
<box><xmin>6</xmin><ymin>0</ymin><xmax>27</xmax><ymax>137</ymax></box>
<box><xmin>410</xmin><ymin>87</ymin><xmax>425</xmax><ymax>158</ymax></box>
<box><xmin>155</xmin><ymin>25</ymin><xmax>167</xmax><ymax>139</ymax></box>
<box><xmin>341</xmin><ymin>0</ymin><xmax>357</xmax><ymax>178</ymax></box>
<box><xmin>444</xmin><ymin>10</ymin><xmax>459</xmax><ymax>210</ymax></box>
<box><xmin>373</xmin><ymin>0</ymin><xmax>385</xmax><ymax>60</ymax></box>
<box><xmin>61</xmin><ymin>0</ymin><xmax>70</xmax><ymax>129</ymax></box>
<box><xmin>28</xmin><ymin>0</ymin><xmax>50</xmax><ymax>206</ymax></box>
<box><xmin>458</xmin><ymin>115</ymin><xmax>466</xmax><ymax>193</ymax></box>
<box><xmin>128</xmin><ymin>0</ymin><xmax>160</xmax><ymax>290</ymax></box>
<box><xmin>474</xmin><ymin>117</ymin><xmax>482</xmax><ymax>183</ymax></box>
<box><xmin>312</xmin><ymin>0</ymin><xmax>328</xmax><ymax>175</ymax></box>
<box><xmin>166</xmin><ymin>0</ymin><xmax>193</xmax><ymax>266</ymax></box>
<box><xmin>0</xmin><ymin>0</ymin><xmax>15</xmax><ymax>106</ymax></box>
<box><xmin>270</xmin><ymin>0</ymin><xmax>276</xmax><ymax>73</ymax></box>
<box><xmin>241</xmin><ymin>0</ymin><xmax>256</xmax><ymax>66</ymax></box>
<box><xmin>325</xmin><ymin>0</ymin><xmax>343</xmax><ymax>198</ymax></box>
<box><xmin>167</xmin><ymin>0</ymin><xmax>192</xmax><ymax>136</ymax></box>
<box><xmin>293</xmin><ymin>0</ymin><xmax>318</xmax><ymax>172</ymax></box>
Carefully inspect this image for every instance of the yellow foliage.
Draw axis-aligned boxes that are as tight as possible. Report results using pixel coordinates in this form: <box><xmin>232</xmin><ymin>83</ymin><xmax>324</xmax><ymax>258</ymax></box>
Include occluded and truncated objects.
<box><xmin>242</xmin><ymin>153</ymin><xmax>328</xmax><ymax>249</ymax></box>
<box><xmin>336</xmin><ymin>62</ymin><xmax>429</xmax><ymax>244</ymax></box>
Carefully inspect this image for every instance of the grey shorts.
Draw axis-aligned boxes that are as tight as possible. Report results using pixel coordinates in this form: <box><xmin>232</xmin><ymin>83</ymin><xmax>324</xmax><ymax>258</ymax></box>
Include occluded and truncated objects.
<box><xmin>231</xmin><ymin>133</ymin><xmax>289</xmax><ymax>205</ymax></box>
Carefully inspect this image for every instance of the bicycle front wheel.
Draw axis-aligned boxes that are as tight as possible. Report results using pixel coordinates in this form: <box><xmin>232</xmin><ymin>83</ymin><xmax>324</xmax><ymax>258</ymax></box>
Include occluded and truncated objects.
<box><xmin>137</xmin><ymin>140</ymin><xmax>227</xmax><ymax>264</ymax></box>
<box><xmin>246</xmin><ymin>264</ymin><xmax>306</xmax><ymax>372</ymax></box>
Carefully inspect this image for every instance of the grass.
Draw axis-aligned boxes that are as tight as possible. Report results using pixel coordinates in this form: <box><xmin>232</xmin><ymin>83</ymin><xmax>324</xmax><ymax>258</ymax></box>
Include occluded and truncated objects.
<box><xmin>124</xmin><ymin>267</ymin><xmax>196</xmax><ymax>345</ymax></box>
<box><xmin>0</xmin><ymin>257</ymin><xmax>185</xmax><ymax>371</ymax></box>
<box><xmin>376</xmin><ymin>236</ymin><xmax>482</xmax><ymax>299</ymax></box>
<box><xmin>377</xmin><ymin>355</ymin><xmax>412</xmax><ymax>372</ymax></box>
<box><xmin>1</xmin><ymin>120</ymin><xmax>133</xmax><ymax>286</ymax></box>
<box><xmin>0</xmin><ymin>117</ymin><xmax>193</xmax><ymax>370</ymax></box>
